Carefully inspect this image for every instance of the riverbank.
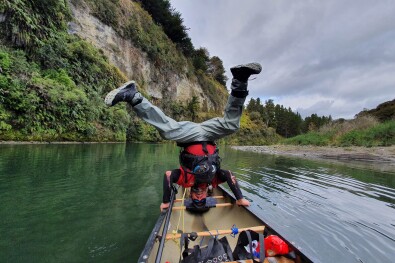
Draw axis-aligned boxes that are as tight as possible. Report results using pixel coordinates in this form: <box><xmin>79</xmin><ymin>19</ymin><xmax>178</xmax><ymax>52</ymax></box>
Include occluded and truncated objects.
<box><xmin>231</xmin><ymin>145</ymin><xmax>395</xmax><ymax>170</ymax></box>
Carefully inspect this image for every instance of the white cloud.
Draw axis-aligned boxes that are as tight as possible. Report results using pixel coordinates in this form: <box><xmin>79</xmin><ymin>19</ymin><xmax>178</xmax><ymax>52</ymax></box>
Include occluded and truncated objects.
<box><xmin>171</xmin><ymin>0</ymin><xmax>395</xmax><ymax>119</ymax></box>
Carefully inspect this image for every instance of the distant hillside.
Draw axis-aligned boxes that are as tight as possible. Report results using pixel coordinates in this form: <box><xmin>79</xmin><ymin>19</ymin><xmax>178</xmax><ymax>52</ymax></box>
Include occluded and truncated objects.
<box><xmin>356</xmin><ymin>99</ymin><xmax>395</xmax><ymax>122</ymax></box>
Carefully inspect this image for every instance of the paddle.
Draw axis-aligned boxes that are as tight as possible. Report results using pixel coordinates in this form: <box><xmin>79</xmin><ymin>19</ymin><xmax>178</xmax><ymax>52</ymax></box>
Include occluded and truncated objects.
<box><xmin>155</xmin><ymin>187</ymin><xmax>176</xmax><ymax>263</ymax></box>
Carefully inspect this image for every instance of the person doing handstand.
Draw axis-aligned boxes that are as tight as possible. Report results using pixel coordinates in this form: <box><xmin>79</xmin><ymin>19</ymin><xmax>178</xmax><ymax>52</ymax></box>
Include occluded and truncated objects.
<box><xmin>104</xmin><ymin>63</ymin><xmax>261</xmax><ymax>211</ymax></box>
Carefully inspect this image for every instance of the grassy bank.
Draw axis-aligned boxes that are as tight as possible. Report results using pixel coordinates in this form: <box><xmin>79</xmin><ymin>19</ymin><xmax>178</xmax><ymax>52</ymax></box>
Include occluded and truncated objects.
<box><xmin>283</xmin><ymin>117</ymin><xmax>395</xmax><ymax>147</ymax></box>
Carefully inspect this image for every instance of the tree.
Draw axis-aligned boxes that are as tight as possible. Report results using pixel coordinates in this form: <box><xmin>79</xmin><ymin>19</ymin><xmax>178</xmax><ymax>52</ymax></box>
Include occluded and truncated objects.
<box><xmin>246</xmin><ymin>98</ymin><xmax>257</xmax><ymax>112</ymax></box>
<box><xmin>246</xmin><ymin>98</ymin><xmax>264</xmax><ymax>114</ymax></box>
<box><xmin>263</xmin><ymin>99</ymin><xmax>276</xmax><ymax>128</ymax></box>
<box><xmin>207</xmin><ymin>56</ymin><xmax>227</xmax><ymax>86</ymax></box>
<box><xmin>287</xmin><ymin>110</ymin><xmax>303</xmax><ymax>137</ymax></box>
<box><xmin>302</xmin><ymin>113</ymin><xmax>332</xmax><ymax>133</ymax></box>
<box><xmin>193</xmin><ymin>48</ymin><xmax>209</xmax><ymax>72</ymax></box>
<box><xmin>138</xmin><ymin>0</ymin><xmax>194</xmax><ymax>55</ymax></box>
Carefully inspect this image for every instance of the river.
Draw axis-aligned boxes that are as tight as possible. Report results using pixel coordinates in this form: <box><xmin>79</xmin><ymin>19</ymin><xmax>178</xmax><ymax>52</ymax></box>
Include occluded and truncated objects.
<box><xmin>0</xmin><ymin>143</ymin><xmax>394</xmax><ymax>262</ymax></box>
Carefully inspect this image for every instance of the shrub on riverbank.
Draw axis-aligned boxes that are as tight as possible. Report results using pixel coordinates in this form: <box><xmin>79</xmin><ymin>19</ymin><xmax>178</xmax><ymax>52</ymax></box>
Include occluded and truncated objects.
<box><xmin>0</xmin><ymin>41</ymin><xmax>129</xmax><ymax>142</ymax></box>
<box><xmin>226</xmin><ymin>113</ymin><xmax>282</xmax><ymax>145</ymax></box>
<box><xmin>283</xmin><ymin>118</ymin><xmax>395</xmax><ymax>147</ymax></box>
<box><xmin>339</xmin><ymin>121</ymin><xmax>395</xmax><ymax>146</ymax></box>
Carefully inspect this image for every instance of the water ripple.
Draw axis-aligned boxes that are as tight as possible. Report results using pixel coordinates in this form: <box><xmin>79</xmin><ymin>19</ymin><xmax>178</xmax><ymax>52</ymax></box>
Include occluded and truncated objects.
<box><xmin>232</xmin><ymin>161</ymin><xmax>395</xmax><ymax>263</ymax></box>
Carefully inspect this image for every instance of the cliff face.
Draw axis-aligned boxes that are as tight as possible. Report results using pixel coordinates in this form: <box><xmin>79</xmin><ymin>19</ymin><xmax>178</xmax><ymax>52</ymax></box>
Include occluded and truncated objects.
<box><xmin>67</xmin><ymin>1</ymin><xmax>222</xmax><ymax>110</ymax></box>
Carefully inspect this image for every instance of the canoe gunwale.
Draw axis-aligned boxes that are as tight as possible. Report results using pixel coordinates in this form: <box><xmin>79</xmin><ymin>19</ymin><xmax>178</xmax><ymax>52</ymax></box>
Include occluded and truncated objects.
<box><xmin>137</xmin><ymin>211</ymin><xmax>166</xmax><ymax>263</ymax></box>
<box><xmin>217</xmin><ymin>185</ymin><xmax>315</xmax><ymax>263</ymax></box>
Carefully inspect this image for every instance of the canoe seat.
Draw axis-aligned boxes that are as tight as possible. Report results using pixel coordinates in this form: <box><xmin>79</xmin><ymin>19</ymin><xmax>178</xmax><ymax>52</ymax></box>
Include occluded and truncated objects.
<box><xmin>172</xmin><ymin>202</ymin><xmax>233</xmax><ymax>210</ymax></box>
<box><xmin>175</xmin><ymin>195</ymin><xmax>225</xmax><ymax>202</ymax></box>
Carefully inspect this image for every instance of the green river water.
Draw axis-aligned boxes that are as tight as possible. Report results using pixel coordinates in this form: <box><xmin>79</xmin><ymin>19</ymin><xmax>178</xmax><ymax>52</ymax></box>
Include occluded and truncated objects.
<box><xmin>1</xmin><ymin>143</ymin><xmax>394</xmax><ymax>263</ymax></box>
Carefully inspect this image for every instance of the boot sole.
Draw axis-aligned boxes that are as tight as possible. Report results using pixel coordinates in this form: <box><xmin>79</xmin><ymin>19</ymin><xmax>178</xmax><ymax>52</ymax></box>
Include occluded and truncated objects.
<box><xmin>231</xmin><ymin>63</ymin><xmax>262</xmax><ymax>74</ymax></box>
<box><xmin>104</xmin><ymin>81</ymin><xmax>135</xmax><ymax>106</ymax></box>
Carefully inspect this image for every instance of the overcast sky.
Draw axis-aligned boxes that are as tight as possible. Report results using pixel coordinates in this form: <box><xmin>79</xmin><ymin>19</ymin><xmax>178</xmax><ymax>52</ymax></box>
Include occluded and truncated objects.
<box><xmin>170</xmin><ymin>0</ymin><xmax>395</xmax><ymax>119</ymax></box>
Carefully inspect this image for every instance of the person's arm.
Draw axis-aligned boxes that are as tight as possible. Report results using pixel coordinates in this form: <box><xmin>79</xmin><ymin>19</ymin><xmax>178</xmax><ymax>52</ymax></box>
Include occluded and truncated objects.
<box><xmin>161</xmin><ymin>169</ymin><xmax>181</xmax><ymax>211</ymax></box>
<box><xmin>217</xmin><ymin>169</ymin><xmax>250</xmax><ymax>206</ymax></box>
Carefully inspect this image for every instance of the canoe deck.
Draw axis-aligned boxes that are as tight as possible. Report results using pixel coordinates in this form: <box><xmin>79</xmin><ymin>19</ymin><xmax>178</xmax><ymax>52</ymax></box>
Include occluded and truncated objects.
<box><xmin>141</xmin><ymin>186</ymin><xmax>310</xmax><ymax>263</ymax></box>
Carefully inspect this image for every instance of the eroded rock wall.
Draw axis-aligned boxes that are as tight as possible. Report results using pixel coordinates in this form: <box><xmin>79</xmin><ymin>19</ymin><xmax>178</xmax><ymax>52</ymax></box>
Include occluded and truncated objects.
<box><xmin>67</xmin><ymin>1</ymin><xmax>218</xmax><ymax>110</ymax></box>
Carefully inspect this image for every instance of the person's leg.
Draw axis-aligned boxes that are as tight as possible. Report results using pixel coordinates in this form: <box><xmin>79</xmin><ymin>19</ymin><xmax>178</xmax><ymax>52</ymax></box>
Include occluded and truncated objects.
<box><xmin>200</xmin><ymin>63</ymin><xmax>262</xmax><ymax>140</ymax></box>
<box><xmin>104</xmin><ymin>62</ymin><xmax>261</xmax><ymax>142</ymax></box>
<box><xmin>104</xmin><ymin>81</ymin><xmax>203</xmax><ymax>142</ymax></box>
<box><xmin>200</xmin><ymin>92</ymin><xmax>245</xmax><ymax>140</ymax></box>
<box><xmin>133</xmin><ymin>97</ymin><xmax>203</xmax><ymax>142</ymax></box>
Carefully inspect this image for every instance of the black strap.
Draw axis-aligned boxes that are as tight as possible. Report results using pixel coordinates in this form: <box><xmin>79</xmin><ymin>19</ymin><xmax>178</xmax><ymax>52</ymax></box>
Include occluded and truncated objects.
<box><xmin>231</xmin><ymin>89</ymin><xmax>249</xmax><ymax>98</ymax></box>
<box><xmin>245</xmin><ymin>230</ymin><xmax>253</xmax><ymax>259</ymax></box>
<box><xmin>202</xmin><ymin>141</ymin><xmax>208</xmax><ymax>154</ymax></box>
<box><xmin>245</xmin><ymin>230</ymin><xmax>265</xmax><ymax>261</ymax></box>
<box><xmin>220</xmin><ymin>237</ymin><xmax>235</xmax><ymax>261</ymax></box>
<box><xmin>180</xmin><ymin>233</ymin><xmax>187</xmax><ymax>259</ymax></box>
<box><xmin>259</xmin><ymin>232</ymin><xmax>264</xmax><ymax>263</ymax></box>
<box><xmin>202</xmin><ymin>237</ymin><xmax>215</xmax><ymax>259</ymax></box>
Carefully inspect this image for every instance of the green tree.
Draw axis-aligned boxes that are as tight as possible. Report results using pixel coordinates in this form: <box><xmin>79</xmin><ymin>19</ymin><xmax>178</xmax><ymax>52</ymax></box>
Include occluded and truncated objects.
<box><xmin>246</xmin><ymin>97</ymin><xmax>264</xmax><ymax>114</ymax></box>
<box><xmin>193</xmin><ymin>47</ymin><xmax>209</xmax><ymax>72</ymax></box>
<box><xmin>302</xmin><ymin>113</ymin><xmax>332</xmax><ymax>133</ymax></box>
<box><xmin>246</xmin><ymin>98</ymin><xmax>257</xmax><ymax>112</ymax></box>
<box><xmin>208</xmin><ymin>56</ymin><xmax>227</xmax><ymax>86</ymax></box>
<box><xmin>263</xmin><ymin>99</ymin><xmax>276</xmax><ymax>128</ymax></box>
<box><xmin>137</xmin><ymin>0</ymin><xmax>194</xmax><ymax>55</ymax></box>
<box><xmin>287</xmin><ymin>110</ymin><xmax>303</xmax><ymax>137</ymax></box>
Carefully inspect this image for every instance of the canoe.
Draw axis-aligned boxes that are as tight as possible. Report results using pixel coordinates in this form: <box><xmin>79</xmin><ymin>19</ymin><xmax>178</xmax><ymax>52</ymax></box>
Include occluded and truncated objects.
<box><xmin>138</xmin><ymin>185</ymin><xmax>314</xmax><ymax>263</ymax></box>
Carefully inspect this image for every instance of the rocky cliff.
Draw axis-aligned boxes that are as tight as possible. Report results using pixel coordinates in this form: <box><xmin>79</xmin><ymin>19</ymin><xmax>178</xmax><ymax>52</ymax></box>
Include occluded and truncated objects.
<box><xmin>67</xmin><ymin>0</ymin><xmax>226</xmax><ymax>111</ymax></box>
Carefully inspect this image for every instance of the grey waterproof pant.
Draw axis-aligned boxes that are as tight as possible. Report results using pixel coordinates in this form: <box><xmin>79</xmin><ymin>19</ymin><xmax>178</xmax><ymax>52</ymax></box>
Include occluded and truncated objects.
<box><xmin>133</xmin><ymin>94</ymin><xmax>246</xmax><ymax>144</ymax></box>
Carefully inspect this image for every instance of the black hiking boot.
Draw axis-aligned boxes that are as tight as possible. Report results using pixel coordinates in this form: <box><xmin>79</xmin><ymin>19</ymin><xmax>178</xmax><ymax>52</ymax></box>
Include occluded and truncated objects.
<box><xmin>230</xmin><ymin>63</ymin><xmax>262</xmax><ymax>82</ymax></box>
<box><xmin>105</xmin><ymin>81</ymin><xmax>139</xmax><ymax>106</ymax></box>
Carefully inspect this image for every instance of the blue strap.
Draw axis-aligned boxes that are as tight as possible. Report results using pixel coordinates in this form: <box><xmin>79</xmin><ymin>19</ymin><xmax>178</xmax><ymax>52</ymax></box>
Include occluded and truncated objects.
<box><xmin>231</xmin><ymin>224</ymin><xmax>239</xmax><ymax>237</ymax></box>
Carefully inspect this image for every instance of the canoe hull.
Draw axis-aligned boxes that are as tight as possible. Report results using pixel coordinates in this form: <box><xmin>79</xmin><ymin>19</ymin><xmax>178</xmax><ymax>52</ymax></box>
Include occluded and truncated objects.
<box><xmin>139</xmin><ymin>186</ymin><xmax>313</xmax><ymax>263</ymax></box>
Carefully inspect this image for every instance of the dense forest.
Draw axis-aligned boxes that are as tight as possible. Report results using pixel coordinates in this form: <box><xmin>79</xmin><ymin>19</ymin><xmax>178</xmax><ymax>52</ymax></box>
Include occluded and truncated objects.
<box><xmin>0</xmin><ymin>0</ymin><xmax>393</xmax><ymax>146</ymax></box>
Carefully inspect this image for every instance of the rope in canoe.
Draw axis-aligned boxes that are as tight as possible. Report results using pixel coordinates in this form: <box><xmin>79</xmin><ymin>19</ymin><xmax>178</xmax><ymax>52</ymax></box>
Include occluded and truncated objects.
<box><xmin>178</xmin><ymin>188</ymin><xmax>187</xmax><ymax>259</ymax></box>
<box><xmin>170</xmin><ymin>187</ymin><xmax>188</xmax><ymax>258</ymax></box>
